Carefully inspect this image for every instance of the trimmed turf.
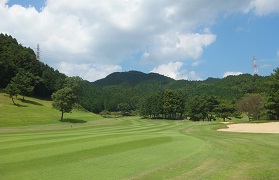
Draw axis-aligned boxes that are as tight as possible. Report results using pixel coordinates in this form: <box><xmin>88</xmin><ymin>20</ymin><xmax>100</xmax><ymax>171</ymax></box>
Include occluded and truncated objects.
<box><xmin>1</xmin><ymin>93</ymin><xmax>279</xmax><ymax>179</ymax></box>
<box><xmin>1</xmin><ymin>119</ymin><xmax>279</xmax><ymax>179</ymax></box>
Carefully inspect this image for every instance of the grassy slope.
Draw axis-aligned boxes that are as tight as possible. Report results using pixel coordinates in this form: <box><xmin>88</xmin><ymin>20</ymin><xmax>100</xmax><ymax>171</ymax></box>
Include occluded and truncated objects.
<box><xmin>1</xmin><ymin>93</ymin><xmax>279</xmax><ymax>179</ymax></box>
<box><xmin>0</xmin><ymin>93</ymin><xmax>102</xmax><ymax>127</ymax></box>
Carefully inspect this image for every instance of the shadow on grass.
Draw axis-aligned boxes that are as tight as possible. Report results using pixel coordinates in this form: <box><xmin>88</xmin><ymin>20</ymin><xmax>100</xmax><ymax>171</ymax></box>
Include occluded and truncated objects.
<box><xmin>20</xmin><ymin>99</ymin><xmax>43</xmax><ymax>106</ymax></box>
<box><xmin>14</xmin><ymin>103</ymin><xmax>27</xmax><ymax>107</ymax></box>
<box><xmin>60</xmin><ymin>118</ymin><xmax>87</xmax><ymax>123</ymax></box>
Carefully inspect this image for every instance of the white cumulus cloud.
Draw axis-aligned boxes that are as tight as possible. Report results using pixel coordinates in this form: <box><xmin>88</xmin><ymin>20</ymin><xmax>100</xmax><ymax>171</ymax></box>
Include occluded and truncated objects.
<box><xmin>223</xmin><ymin>71</ymin><xmax>243</xmax><ymax>77</ymax></box>
<box><xmin>1</xmin><ymin>0</ymin><xmax>278</xmax><ymax>81</ymax></box>
<box><xmin>145</xmin><ymin>33</ymin><xmax>216</xmax><ymax>63</ymax></box>
<box><xmin>245</xmin><ymin>0</ymin><xmax>279</xmax><ymax>16</ymax></box>
<box><xmin>151</xmin><ymin>61</ymin><xmax>201</xmax><ymax>80</ymax></box>
<box><xmin>59</xmin><ymin>62</ymin><xmax>122</xmax><ymax>82</ymax></box>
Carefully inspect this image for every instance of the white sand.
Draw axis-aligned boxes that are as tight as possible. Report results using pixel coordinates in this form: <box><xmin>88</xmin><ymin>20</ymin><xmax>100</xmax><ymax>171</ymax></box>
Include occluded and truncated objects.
<box><xmin>218</xmin><ymin>122</ymin><xmax>279</xmax><ymax>133</ymax></box>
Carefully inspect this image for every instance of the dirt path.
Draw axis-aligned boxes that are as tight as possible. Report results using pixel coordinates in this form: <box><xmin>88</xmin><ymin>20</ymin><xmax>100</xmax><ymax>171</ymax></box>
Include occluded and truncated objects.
<box><xmin>218</xmin><ymin>122</ymin><xmax>279</xmax><ymax>133</ymax></box>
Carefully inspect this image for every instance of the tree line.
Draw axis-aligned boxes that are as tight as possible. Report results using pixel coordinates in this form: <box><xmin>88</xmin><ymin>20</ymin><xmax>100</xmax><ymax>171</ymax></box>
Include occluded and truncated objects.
<box><xmin>1</xmin><ymin>33</ymin><xmax>279</xmax><ymax>121</ymax></box>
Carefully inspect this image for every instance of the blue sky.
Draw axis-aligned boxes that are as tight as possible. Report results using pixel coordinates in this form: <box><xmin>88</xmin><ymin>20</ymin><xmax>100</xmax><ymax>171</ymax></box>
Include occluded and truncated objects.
<box><xmin>1</xmin><ymin>0</ymin><xmax>279</xmax><ymax>81</ymax></box>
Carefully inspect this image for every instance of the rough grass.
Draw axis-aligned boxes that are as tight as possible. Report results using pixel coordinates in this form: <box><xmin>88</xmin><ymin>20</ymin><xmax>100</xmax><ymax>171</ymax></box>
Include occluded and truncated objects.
<box><xmin>1</xmin><ymin>93</ymin><xmax>279</xmax><ymax>179</ymax></box>
<box><xmin>0</xmin><ymin>93</ymin><xmax>102</xmax><ymax>127</ymax></box>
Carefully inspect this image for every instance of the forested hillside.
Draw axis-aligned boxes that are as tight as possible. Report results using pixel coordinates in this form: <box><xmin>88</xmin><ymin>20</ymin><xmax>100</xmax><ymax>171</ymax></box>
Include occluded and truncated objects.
<box><xmin>0</xmin><ymin>34</ymin><xmax>66</xmax><ymax>97</ymax></box>
<box><xmin>1</xmin><ymin>33</ymin><xmax>278</xmax><ymax>121</ymax></box>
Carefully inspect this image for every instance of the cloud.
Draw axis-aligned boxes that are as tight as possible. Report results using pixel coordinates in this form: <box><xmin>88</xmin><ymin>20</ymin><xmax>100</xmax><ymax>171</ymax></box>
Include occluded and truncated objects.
<box><xmin>58</xmin><ymin>62</ymin><xmax>122</xmax><ymax>82</ymax></box>
<box><xmin>1</xmin><ymin>0</ymin><xmax>277</xmax><ymax>81</ymax></box>
<box><xmin>245</xmin><ymin>0</ymin><xmax>279</xmax><ymax>16</ymax></box>
<box><xmin>192</xmin><ymin>61</ymin><xmax>201</xmax><ymax>67</ymax></box>
<box><xmin>223</xmin><ymin>71</ymin><xmax>243</xmax><ymax>77</ymax></box>
<box><xmin>151</xmin><ymin>61</ymin><xmax>202</xmax><ymax>80</ymax></box>
<box><xmin>145</xmin><ymin>33</ymin><xmax>216</xmax><ymax>63</ymax></box>
<box><xmin>260</xmin><ymin>64</ymin><xmax>271</xmax><ymax>69</ymax></box>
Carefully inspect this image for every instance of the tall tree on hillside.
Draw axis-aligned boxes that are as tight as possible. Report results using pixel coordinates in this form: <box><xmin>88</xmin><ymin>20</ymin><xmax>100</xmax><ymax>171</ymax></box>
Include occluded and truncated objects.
<box><xmin>265</xmin><ymin>68</ymin><xmax>279</xmax><ymax>120</ymax></box>
<box><xmin>5</xmin><ymin>69</ymin><xmax>35</xmax><ymax>102</ymax></box>
<box><xmin>51</xmin><ymin>87</ymin><xmax>75</xmax><ymax>121</ymax></box>
<box><xmin>13</xmin><ymin>69</ymin><xmax>35</xmax><ymax>100</ymax></box>
<box><xmin>63</xmin><ymin>76</ymin><xmax>83</xmax><ymax>110</ymax></box>
<box><xmin>5</xmin><ymin>81</ymin><xmax>20</xmax><ymax>105</ymax></box>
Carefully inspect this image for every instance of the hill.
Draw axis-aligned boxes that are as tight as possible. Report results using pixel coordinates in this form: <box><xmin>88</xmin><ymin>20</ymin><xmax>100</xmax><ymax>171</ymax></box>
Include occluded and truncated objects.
<box><xmin>0</xmin><ymin>93</ymin><xmax>101</xmax><ymax>127</ymax></box>
<box><xmin>93</xmin><ymin>70</ymin><xmax>174</xmax><ymax>87</ymax></box>
<box><xmin>0</xmin><ymin>33</ymin><xmax>274</xmax><ymax>117</ymax></box>
<box><xmin>81</xmin><ymin>70</ymin><xmax>271</xmax><ymax>114</ymax></box>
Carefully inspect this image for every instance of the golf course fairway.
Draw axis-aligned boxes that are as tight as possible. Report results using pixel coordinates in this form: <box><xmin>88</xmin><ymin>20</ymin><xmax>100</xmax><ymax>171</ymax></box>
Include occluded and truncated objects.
<box><xmin>1</xmin><ymin>117</ymin><xmax>279</xmax><ymax>179</ymax></box>
<box><xmin>1</xmin><ymin>94</ymin><xmax>279</xmax><ymax>179</ymax></box>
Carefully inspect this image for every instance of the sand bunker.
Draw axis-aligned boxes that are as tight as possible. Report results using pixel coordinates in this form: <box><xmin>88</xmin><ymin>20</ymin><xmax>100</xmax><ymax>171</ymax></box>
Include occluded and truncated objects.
<box><xmin>218</xmin><ymin>122</ymin><xmax>279</xmax><ymax>133</ymax></box>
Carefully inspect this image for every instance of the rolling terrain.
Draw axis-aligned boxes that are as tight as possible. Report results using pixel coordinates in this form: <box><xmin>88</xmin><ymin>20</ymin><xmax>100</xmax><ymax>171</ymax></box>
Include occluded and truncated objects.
<box><xmin>1</xmin><ymin>94</ymin><xmax>279</xmax><ymax>179</ymax></box>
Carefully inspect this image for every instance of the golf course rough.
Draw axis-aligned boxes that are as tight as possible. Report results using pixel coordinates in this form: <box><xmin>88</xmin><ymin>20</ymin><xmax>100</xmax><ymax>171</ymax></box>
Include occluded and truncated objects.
<box><xmin>1</xmin><ymin>118</ymin><xmax>279</xmax><ymax>179</ymax></box>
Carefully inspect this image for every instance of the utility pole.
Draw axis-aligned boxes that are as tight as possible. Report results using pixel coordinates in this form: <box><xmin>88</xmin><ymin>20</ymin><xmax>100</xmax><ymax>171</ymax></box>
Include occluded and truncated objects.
<box><xmin>253</xmin><ymin>56</ymin><xmax>258</xmax><ymax>75</ymax></box>
<box><xmin>36</xmin><ymin>44</ymin><xmax>40</xmax><ymax>61</ymax></box>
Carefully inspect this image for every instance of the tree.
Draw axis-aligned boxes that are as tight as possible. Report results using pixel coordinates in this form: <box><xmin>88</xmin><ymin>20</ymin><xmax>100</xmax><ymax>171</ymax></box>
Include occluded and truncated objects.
<box><xmin>4</xmin><ymin>69</ymin><xmax>35</xmax><ymax>104</ymax></box>
<box><xmin>214</xmin><ymin>102</ymin><xmax>240</xmax><ymax>121</ymax></box>
<box><xmin>63</xmin><ymin>76</ymin><xmax>83</xmax><ymax>110</ymax></box>
<box><xmin>12</xmin><ymin>69</ymin><xmax>35</xmax><ymax>100</ymax></box>
<box><xmin>238</xmin><ymin>93</ymin><xmax>263</xmax><ymax>121</ymax></box>
<box><xmin>149</xmin><ymin>93</ymin><xmax>164</xmax><ymax>118</ymax></box>
<box><xmin>205</xmin><ymin>96</ymin><xmax>220</xmax><ymax>121</ymax></box>
<box><xmin>265</xmin><ymin>68</ymin><xmax>279</xmax><ymax>120</ymax></box>
<box><xmin>5</xmin><ymin>81</ymin><xmax>20</xmax><ymax>105</ymax></box>
<box><xmin>51</xmin><ymin>87</ymin><xmax>75</xmax><ymax>121</ymax></box>
<box><xmin>163</xmin><ymin>89</ymin><xmax>185</xmax><ymax>119</ymax></box>
<box><xmin>186</xmin><ymin>96</ymin><xmax>208</xmax><ymax>121</ymax></box>
<box><xmin>117</xmin><ymin>103</ymin><xmax>131</xmax><ymax>116</ymax></box>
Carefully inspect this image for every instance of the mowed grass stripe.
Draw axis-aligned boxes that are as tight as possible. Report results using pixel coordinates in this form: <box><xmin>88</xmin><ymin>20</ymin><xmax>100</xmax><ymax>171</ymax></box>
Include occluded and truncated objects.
<box><xmin>0</xmin><ymin>134</ymin><xmax>170</xmax><ymax>164</ymax></box>
<box><xmin>0</xmin><ymin>133</ymin><xmax>132</xmax><ymax>156</ymax></box>
<box><xmin>0</xmin><ymin>121</ymin><xmax>182</xmax><ymax>156</ymax></box>
<box><xmin>4</xmin><ymin>115</ymin><xmax>279</xmax><ymax>179</ymax></box>
<box><xmin>0</xmin><ymin>119</ymin><xmax>182</xmax><ymax>164</ymax></box>
<box><xmin>0</xmin><ymin>120</ymin><xmax>179</xmax><ymax>145</ymax></box>
<box><xmin>0</xmin><ymin>136</ymin><xmax>173</xmax><ymax>176</ymax></box>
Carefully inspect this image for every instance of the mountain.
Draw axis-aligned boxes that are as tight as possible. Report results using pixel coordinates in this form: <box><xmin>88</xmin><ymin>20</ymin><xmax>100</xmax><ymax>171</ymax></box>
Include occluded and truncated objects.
<box><xmin>93</xmin><ymin>70</ymin><xmax>174</xmax><ymax>87</ymax></box>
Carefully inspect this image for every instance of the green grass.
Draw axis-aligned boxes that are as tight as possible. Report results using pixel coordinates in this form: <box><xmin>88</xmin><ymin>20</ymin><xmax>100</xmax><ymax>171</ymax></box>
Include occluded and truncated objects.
<box><xmin>0</xmin><ymin>93</ymin><xmax>102</xmax><ymax>127</ymax></box>
<box><xmin>1</xmin><ymin>93</ymin><xmax>279</xmax><ymax>179</ymax></box>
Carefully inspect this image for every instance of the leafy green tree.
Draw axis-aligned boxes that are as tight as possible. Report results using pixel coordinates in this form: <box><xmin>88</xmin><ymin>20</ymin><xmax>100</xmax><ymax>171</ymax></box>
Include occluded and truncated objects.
<box><xmin>138</xmin><ymin>97</ymin><xmax>150</xmax><ymax>118</ymax></box>
<box><xmin>214</xmin><ymin>102</ymin><xmax>239</xmax><ymax>121</ymax></box>
<box><xmin>63</xmin><ymin>76</ymin><xmax>83</xmax><ymax>109</ymax></box>
<box><xmin>4</xmin><ymin>69</ymin><xmax>35</xmax><ymax>103</ymax></box>
<box><xmin>186</xmin><ymin>96</ymin><xmax>208</xmax><ymax>121</ymax></box>
<box><xmin>238</xmin><ymin>93</ymin><xmax>263</xmax><ymax>121</ymax></box>
<box><xmin>206</xmin><ymin>96</ymin><xmax>220</xmax><ymax>121</ymax></box>
<box><xmin>117</xmin><ymin>103</ymin><xmax>131</xmax><ymax>116</ymax></box>
<box><xmin>265</xmin><ymin>68</ymin><xmax>279</xmax><ymax>120</ymax></box>
<box><xmin>149</xmin><ymin>93</ymin><xmax>164</xmax><ymax>118</ymax></box>
<box><xmin>51</xmin><ymin>87</ymin><xmax>75</xmax><ymax>121</ymax></box>
<box><xmin>163</xmin><ymin>89</ymin><xmax>185</xmax><ymax>119</ymax></box>
<box><xmin>5</xmin><ymin>81</ymin><xmax>20</xmax><ymax>105</ymax></box>
<box><xmin>12</xmin><ymin>69</ymin><xmax>35</xmax><ymax>100</ymax></box>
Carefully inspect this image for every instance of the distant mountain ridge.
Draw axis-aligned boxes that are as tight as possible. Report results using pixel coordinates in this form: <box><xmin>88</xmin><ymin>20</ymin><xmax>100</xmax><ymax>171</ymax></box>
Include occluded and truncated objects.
<box><xmin>93</xmin><ymin>70</ymin><xmax>174</xmax><ymax>86</ymax></box>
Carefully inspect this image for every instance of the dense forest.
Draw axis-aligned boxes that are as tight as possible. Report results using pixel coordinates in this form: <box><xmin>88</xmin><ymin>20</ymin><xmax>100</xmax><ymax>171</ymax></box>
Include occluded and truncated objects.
<box><xmin>1</xmin><ymin>33</ymin><xmax>279</xmax><ymax>121</ymax></box>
